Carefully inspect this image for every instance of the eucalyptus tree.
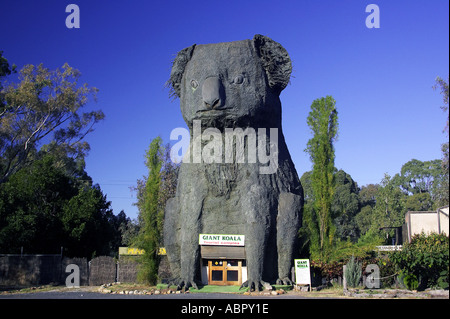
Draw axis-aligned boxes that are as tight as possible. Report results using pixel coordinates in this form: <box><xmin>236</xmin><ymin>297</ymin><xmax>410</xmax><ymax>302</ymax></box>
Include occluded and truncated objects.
<box><xmin>0</xmin><ymin>62</ymin><xmax>104</xmax><ymax>183</ymax></box>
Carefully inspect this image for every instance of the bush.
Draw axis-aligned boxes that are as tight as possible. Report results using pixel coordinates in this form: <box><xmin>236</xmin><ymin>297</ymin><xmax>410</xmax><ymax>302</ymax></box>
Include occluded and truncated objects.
<box><xmin>376</xmin><ymin>255</ymin><xmax>397</xmax><ymax>288</ymax></box>
<box><xmin>397</xmin><ymin>270</ymin><xmax>419</xmax><ymax>290</ymax></box>
<box><xmin>310</xmin><ymin>238</ymin><xmax>379</xmax><ymax>283</ymax></box>
<box><xmin>391</xmin><ymin>232</ymin><xmax>449</xmax><ymax>290</ymax></box>
<box><xmin>311</xmin><ymin>260</ymin><xmax>344</xmax><ymax>281</ymax></box>
<box><xmin>344</xmin><ymin>255</ymin><xmax>362</xmax><ymax>288</ymax></box>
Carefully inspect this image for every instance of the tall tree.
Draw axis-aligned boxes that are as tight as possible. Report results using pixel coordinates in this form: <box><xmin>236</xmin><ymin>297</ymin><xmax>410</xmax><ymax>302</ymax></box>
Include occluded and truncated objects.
<box><xmin>433</xmin><ymin>76</ymin><xmax>449</xmax><ymax>206</ymax></box>
<box><xmin>304</xmin><ymin>96</ymin><xmax>339</xmax><ymax>260</ymax></box>
<box><xmin>354</xmin><ymin>184</ymin><xmax>379</xmax><ymax>237</ymax></box>
<box><xmin>298</xmin><ymin>170</ymin><xmax>318</xmax><ymax>258</ymax></box>
<box><xmin>0</xmin><ymin>63</ymin><xmax>104</xmax><ymax>183</ymax></box>
<box><xmin>0</xmin><ymin>51</ymin><xmax>16</xmax><ymax>102</ymax></box>
<box><xmin>332</xmin><ymin>170</ymin><xmax>361</xmax><ymax>242</ymax></box>
<box><xmin>394</xmin><ymin>158</ymin><xmax>443</xmax><ymax>205</ymax></box>
<box><xmin>133</xmin><ymin>138</ymin><xmax>179</xmax><ymax>284</ymax></box>
<box><xmin>404</xmin><ymin>192</ymin><xmax>434</xmax><ymax>212</ymax></box>
<box><xmin>371</xmin><ymin>173</ymin><xmax>405</xmax><ymax>242</ymax></box>
<box><xmin>359</xmin><ymin>184</ymin><xmax>379</xmax><ymax>208</ymax></box>
<box><xmin>62</xmin><ymin>184</ymin><xmax>115</xmax><ymax>258</ymax></box>
<box><xmin>134</xmin><ymin>137</ymin><xmax>163</xmax><ymax>284</ymax></box>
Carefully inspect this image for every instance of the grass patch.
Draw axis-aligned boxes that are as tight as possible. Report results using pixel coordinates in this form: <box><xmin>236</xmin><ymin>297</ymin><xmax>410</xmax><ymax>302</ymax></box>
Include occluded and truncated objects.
<box><xmin>156</xmin><ymin>283</ymin><xmax>178</xmax><ymax>290</ymax></box>
<box><xmin>102</xmin><ymin>282</ymin><xmax>294</xmax><ymax>295</ymax></box>
<box><xmin>189</xmin><ymin>285</ymin><xmax>248</xmax><ymax>294</ymax></box>
<box><xmin>0</xmin><ymin>284</ymin><xmax>59</xmax><ymax>294</ymax></box>
<box><xmin>155</xmin><ymin>284</ymin><xmax>291</xmax><ymax>294</ymax></box>
<box><xmin>156</xmin><ymin>284</ymin><xmax>248</xmax><ymax>293</ymax></box>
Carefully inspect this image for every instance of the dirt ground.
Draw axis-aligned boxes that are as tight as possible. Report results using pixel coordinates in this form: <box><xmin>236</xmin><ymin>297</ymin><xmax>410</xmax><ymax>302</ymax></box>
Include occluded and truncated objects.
<box><xmin>1</xmin><ymin>283</ymin><xmax>448</xmax><ymax>299</ymax></box>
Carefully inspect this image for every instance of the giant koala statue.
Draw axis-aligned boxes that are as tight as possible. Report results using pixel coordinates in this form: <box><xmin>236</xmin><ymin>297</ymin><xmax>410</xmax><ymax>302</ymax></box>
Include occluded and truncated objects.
<box><xmin>164</xmin><ymin>34</ymin><xmax>304</xmax><ymax>291</ymax></box>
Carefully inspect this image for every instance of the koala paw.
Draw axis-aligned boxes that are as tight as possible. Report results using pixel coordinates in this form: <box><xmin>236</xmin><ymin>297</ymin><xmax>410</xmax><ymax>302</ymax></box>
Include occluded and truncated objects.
<box><xmin>240</xmin><ymin>279</ymin><xmax>271</xmax><ymax>292</ymax></box>
<box><xmin>176</xmin><ymin>278</ymin><xmax>199</xmax><ymax>291</ymax></box>
<box><xmin>167</xmin><ymin>278</ymin><xmax>199</xmax><ymax>291</ymax></box>
<box><xmin>276</xmin><ymin>277</ymin><xmax>294</xmax><ymax>286</ymax></box>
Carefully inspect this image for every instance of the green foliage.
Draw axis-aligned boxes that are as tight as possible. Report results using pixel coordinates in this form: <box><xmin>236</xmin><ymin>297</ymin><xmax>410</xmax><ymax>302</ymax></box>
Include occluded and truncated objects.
<box><xmin>394</xmin><ymin>159</ymin><xmax>442</xmax><ymax>196</ymax></box>
<box><xmin>344</xmin><ymin>256</ymin><xmax>362</xmax><ymax>288</ymax></box>
<box><xmin>0</xmin><ymin>51</ymin><xmax>16</xmax><ymax>78</ymax></box>
<box><xmin>304</xmin><ymin>96</ymin><xmax>338</xmax><ymax>261</ymax></box>
<box><xmin>133</xmin><ymin>138</ymin><xmax>178</xmax><ymax>285</ymax></box>
<box><xmin>332</xmin><ymin>170</ymin><xmax>360</xmax><ymax>241</ymax></box>
<box><xmin>433</xmin><ymin>76</ymin><xmax>449</xmax><ymax>207</ymax></box>
<box><xmin>62</xmin><ymin>185</ymin><xmax>115</xmax><ymax>258</ymax></box>
<box><xmin>355</xmin><ymin>184</ymin><xmax>379</xmax><ymax>236</ymax></box>
<box><xmin>370</xmin><ymin>173</ymin><xmax>405</xmax><ymax>241</ymax></box>
<box><xmin>404</xmin><ymin>192</ymin><xmax>434</xmax><ymax>211</ymax></box>
<box><xmin>398</xmin><ymin>270</ymin><xmax>419</xmax><ymax>290</ymax></box>
<box><xmin>392</xmin><ymin>158</ymin><xmax>445</xmax><ymax>209</ymax></box>
<box><xmin>0</xmin><ymin>153</ymin><xmax>122</xmax><ymax>257</ymax></box>
<box><xmin>391</xmin><ymin>232</ymin><xmax>449</xmax><ymax>290</ymax></box>
<box><xmin>0</xmin><ymin>155</ymin><xmax>73</xmax><ymax>253</ymax></box>
<box><xmin>299</xmin><ymin>81</ymin><xmax>449</xmax><ymax>283</ymax></box>
<box><xmin>354</xmin><ymin>205</ymin><xmax>374</xmax><ymax>236</ymax></box>
<box><xmin>134</xmin><ymin>137</ymin><xmax>163</xmax><ymax>285</ymax></box>
<box><xmin>309</xmin><ymin>233</ymin><xmax>380</xmax><ymax>281</ymax></box>
<box><xmin>310</xmin><ymin>259</ymin><xmax>343</xmax><ymax>281</ymax></box>
<box><xmin>0</xmin><ymin>62</ymin><xmax>104</xmax><ymax>183</ymax></box>
<box><xmin>437</xmin><ymin>270</ymin><xmax>449</xmax><ymax>289</ymax></box>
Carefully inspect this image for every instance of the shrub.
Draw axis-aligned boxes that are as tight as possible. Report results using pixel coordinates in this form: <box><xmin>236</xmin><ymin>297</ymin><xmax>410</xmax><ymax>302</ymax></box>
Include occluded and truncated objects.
<box><xmin>376</xmin><ymin>255</ymin><xmax>397</xmax><ymax>288</ymax></box>
<box><xmin>344</xmin><ymin>255</ymin><xmax>362</xmax><ymax>288</ymax></box>
<box><xmin>398</xmin><ymin>270</ymin><xmax>419</xmax><ymax>290</ymax></box>
<box><xmin>311</xmin><ymin>260</ymin><xmax>344</xmax><ymax>281</ymax></box>
<box><xmin>391</xmin><ymin>232</ymin><xmax>449</xmax><ymax>290</ymax></box>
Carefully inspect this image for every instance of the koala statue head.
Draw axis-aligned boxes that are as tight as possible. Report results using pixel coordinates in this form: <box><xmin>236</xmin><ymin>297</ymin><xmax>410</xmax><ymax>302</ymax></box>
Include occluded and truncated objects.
<box><xmin>169</xmin><ymin>34</ymin><xmax>292</xmax><ymax>129</ymax></box>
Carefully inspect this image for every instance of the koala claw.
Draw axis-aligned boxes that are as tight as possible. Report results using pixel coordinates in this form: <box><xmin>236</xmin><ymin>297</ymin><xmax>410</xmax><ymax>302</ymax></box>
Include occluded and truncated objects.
<box><xmin>176</xmin><ymin>279</ymin><xmax>199</xmax><ymax>291</ymax></box>
<box><xmin>240</xmin><ymin>279</ymin><xmax>271</xmax><ymax>292</ymax></box>
<box><xmin>276</xmin><ymin>277</ymin><xmax>294</xmax><ymax>286</ymax></box>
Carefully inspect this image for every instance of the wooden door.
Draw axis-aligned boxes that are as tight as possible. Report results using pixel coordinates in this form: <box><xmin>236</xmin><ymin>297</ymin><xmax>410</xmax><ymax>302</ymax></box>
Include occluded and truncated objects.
<box><xmin>208</xmin><ymin>260</ymin><xmax>226</xmax><ymax>285</ymax></box>
<box><xmin>224</xmin><ymin>260</ymin><xmax>242</xmax><ymax>286</ymax></box>
<box><xmin>208</xmin><ymin>260</ymin><xmax>242</xmax><ymax>286</ymax></box>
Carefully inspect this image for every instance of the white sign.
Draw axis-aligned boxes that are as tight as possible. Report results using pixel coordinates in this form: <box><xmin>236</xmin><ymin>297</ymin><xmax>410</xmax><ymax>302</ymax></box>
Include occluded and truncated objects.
<box><xmin>294</xmin><ymin>259</ymin><xmax>311</xmax><ymax>288</ymax></box>
<box><xmin>376</xmin><ymin>245</ymin><xmax>402</xmax><ymax>251</ymax></box>
<box><xmin>199</xmin><ymin>234</ymin><xmax>245</xmax><ymax>246</ymax></box>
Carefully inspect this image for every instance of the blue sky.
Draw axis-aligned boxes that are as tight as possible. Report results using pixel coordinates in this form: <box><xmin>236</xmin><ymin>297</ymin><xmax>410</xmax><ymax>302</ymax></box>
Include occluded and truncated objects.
<box><xmin>1</xmin><ymin>0</ymin><xmax>448</xmax><ymax>220</ymax></box>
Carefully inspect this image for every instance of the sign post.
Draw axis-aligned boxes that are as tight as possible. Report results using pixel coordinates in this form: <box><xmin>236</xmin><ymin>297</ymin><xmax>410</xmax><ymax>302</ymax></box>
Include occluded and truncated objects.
<box><xmin>294</xmin><ymin>259</ymin><xmax>311</xmax><ymax>291</ymax></box>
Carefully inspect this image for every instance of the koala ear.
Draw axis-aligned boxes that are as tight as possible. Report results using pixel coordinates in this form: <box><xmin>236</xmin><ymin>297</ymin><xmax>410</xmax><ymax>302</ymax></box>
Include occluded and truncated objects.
<box><xmin>168</xmin><ymin>44</ymin><xmax>196</xmax><ymax>98</ymax></box>
<box><xmin>253</xmin><ymin>34</ymin><xmax>292</xmax><ymax>95</ymax></box>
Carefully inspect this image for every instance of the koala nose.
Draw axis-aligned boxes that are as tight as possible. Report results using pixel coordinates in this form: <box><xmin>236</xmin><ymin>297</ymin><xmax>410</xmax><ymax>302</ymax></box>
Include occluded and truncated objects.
<box><xmin>202</xmin><ymin>76</ymin><xmax>224</xmax><ymax>109</ymax></box>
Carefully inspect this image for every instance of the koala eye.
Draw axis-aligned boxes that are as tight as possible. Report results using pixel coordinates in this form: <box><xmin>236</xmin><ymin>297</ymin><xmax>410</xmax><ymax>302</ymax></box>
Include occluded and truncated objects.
<box><xmin>190</xmin><ymin>80</ymin><xmax>199</xmax><ymax>89</ymax></box>
<box><xmin>233</xmin><ymin>75</ymin><xmax>244</xmax><ymax>84</ymax></box>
